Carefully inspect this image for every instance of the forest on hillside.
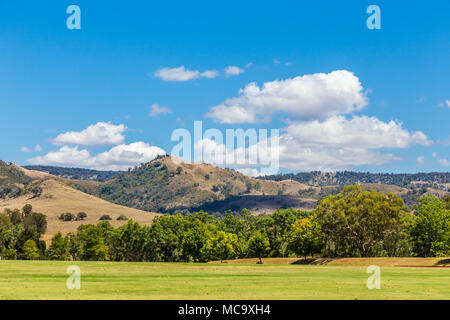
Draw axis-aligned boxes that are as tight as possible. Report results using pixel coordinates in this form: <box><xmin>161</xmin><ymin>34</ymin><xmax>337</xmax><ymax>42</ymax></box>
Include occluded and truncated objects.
<box><xmin>259</xmin><ymin>171</ymin><xmax>450</xmax><ymax>189</ymax></box>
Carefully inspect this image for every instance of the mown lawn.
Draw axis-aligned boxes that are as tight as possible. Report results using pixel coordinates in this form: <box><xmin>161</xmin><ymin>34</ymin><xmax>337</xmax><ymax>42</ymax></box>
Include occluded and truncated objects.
<box><xmin>0</xmin><ymin>261</ymin><xmax>448</xmax><ymax>300</ymax></box>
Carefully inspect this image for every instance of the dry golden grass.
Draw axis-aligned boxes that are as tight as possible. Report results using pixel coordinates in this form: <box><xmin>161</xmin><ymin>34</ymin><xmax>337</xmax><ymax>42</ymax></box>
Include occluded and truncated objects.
<box><xmin>0</xmin><ymin>179</ymin><xmax>159</xmax><ymax>243</ymax></box>
<box><xmin>211</xmin><ymin>257</ymin><xmax>450</xmax><ymax>267</ymax></box>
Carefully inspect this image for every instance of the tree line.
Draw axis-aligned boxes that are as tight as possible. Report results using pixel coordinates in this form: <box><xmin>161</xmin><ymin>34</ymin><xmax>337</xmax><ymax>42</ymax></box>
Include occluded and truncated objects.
<box><xmin>1</xmin><ymin>185</ymin><xmax>448</xmax><ymax>262</ymax></box>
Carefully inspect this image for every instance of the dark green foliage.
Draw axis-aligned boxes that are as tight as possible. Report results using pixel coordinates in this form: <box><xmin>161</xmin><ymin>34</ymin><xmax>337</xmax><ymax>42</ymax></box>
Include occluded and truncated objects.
<box><xmin>48</xmin><ymin>232</ymin><xmax>71</xmax><ymax>260</ymax></box>
<box><xmin>260</xmin><ymin>171</ymin><xmax>450</xmax><ymax>188</ymax></box>
<box><xmin>76</xmin><ymin>212</ymin><xmax>87</xmax><ymax>221</ymax></box>
<box><xmin>315</xmin><ymin>185</ymin><xmax>410</xmax><ymax>257</ymax></box>
<box><xmin>409</xmin><ymin>196</ymin><xmax>450</xmax><ymax>257</ymax></box>
<box><xmin>99</xmin><ymin>215</ymin><xmax>112</xmax><ymax>221</ymax></box>
<box><xmin>117</xmin><ymin>214</ymin><xmax>128</xmax><ymax>221</ymax></box>
<box><xmin>59</xmin><ymin>212</ymin><xmax>76</xmax><ymax>221</ymax></box>
<box><xmin>23</xmin><ymin>212</ymin><xmax>47</xmax><ymax>236</ymax></box>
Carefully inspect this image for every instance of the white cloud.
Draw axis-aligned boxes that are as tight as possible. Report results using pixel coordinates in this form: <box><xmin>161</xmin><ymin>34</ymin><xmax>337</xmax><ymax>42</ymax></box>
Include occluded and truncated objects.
<box><xmin>34</xmin><ymin>145</ymin><xmax>42</xmax><ymax>152</ymax></box>
<box><xmin>28</xmin><ymin>146</ymin><xmax>91</xmax><ymax>166</ymax></box>
<box><xmin>201</xmin><ymin>70</ymin><xmax>220</xmax><ymax>79</ymax></box>
<box><xmin>28</xmin><ymin>142</ymin><xmax>166</xmax><ymax>171</ymax></box>
<box><xmin>236</xmin><ymin>168</ymin><xmax>262</xmax><ymax>177</ymax></box>
<box><xmin>52</xmin><ymin>122</ymin><xmax>127</xmax><ymax>146</ymax></box>
<box><xmin>224</xmin><ymin>66</ymin><xmax>245</xmax><ymax>76</ymax></box>
<box><xmin>20</xmin><ymin>146</ymin><xmax>32</xmax><ymax>153</ymax></box>
<box><xmin>193</xmin><ymin>114</ymin><xmax>432</xmax><ymax>172</ymax></box>
<box><xmin>154</xmin><ymin>66</ymin><xmax>220</xmax><ymax>82</ymax></box>
<box><xmin>206</xmin><ymin>70</ymin><xmax>369</xmax><ymax>124</ymax></box>
<box><xmin>149</xmin><ymin>104</ymin><xmax>172</xmax><ymax>117</ymax></box>
<box><xmin>416</xmin><ymin>156</ymin><xmax>425</xmax><ymax>164</ymax></box>
<box><xmin>446</xmin><ymin>100</ymin><xmax>450</xmax><ymax>107</ymax></box>
<box><xmin>87</xmin><ymin>142</ymin><xmax>166</xmax><ymax>170</ymax></box>
<box><xmin>154</xmin><ymin>66</ymin><xmax>200</xmax><ymax>82</ymax></box>
<box><xmin>438</xmin><ymin>158</ymin><xmax>450</xmax><ymax>166</ymax></box>
<box><xmin>432</xmin><ymin>152</ymin><xmax>437</xmax><ymax>158</ymax></box>
<box><xmin>284</xmin><ymin>116</ymin><xmax>432</xmax><ymax>149</ymax></box>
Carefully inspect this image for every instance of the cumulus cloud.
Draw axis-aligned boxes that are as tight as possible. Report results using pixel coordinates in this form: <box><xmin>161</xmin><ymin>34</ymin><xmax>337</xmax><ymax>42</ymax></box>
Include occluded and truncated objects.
<box><xmin>193</xmin><ymin>114</ymin><xmax>431</xmax><ymax>173</ymax></box>
<box><xmin>34</xmin><ymin>145</ymin><xmax>42</xmax><ymax>152</ymax></box>
<box><xmin>447</xmin><ymin>100</ymin><xmax>450</xmax><ymax>107</ymax></box>
<box><xmin>28</xmin><ymin>146</ymin><xmax>91</xmax><ymax>166</ymax></box>
<box><xmin>20</xmin><ymin>146</ymin><xmax>32</xmax><ymax>153</ymax></box>
<box><xmin>284</xmin><ymin>116</ymin><xmax>432</xmax><ymax>149</ymax></box>
<box><xmin>53</xmin><ymin>122</ymin><xmax>126</xmax><ymax>146</ymax></box>
<box><xmin>224</xmin><ymin>66</ymin><xmax>245</xmax><ymax>76</ymax></box>
<box><xmin>206</xmin><ymin>70</ymin><xmax>369</xmax><ymax>124</ymax></box>
<box><xmin>149</xmin><ymin>104</ymin><xmax>172</xmax><ymax>117</ymax></box>
<box><xmin>28</xmin><ymin>142</ymin><xmax>166</xmax><ymax>171</ymax></box>
<box><xmin>87</xmin><ymin>142</ymin><xmax>166</xmax><ymax>170</ymax></box>
<box><xmin>416</xmin><ymin>156</ymin><xmax>425</xmax><ymax>164</ymax></box>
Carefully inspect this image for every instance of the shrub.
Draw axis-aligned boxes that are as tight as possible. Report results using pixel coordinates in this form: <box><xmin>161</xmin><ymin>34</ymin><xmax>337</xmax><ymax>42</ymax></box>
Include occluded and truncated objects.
<box><xmin>99</xmin><ymin>215</ymin><xmax>112</xmax><ymax>221</ymax></box>
<box><xmin>59</xmin><ymin>212</ymin><xmax>75</xmax><ymax>222</ymax></box>
<box><xmin>117</xmin><ymin>214</ymin><xmax>128</xmax><ymax>221</ymax></box>
<box><xmin>76</xmin><ymin>212</ymin><xmax>87</xmax><ymax>221</ymax></box>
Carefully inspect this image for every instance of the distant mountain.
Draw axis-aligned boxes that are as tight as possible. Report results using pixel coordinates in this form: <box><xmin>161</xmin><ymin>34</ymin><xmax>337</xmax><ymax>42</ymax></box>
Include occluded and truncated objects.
<box><xmin>23</xmin><ymin>165</ymin><xmax>124</xmax><ymax>182</ymax></box>
<box><xmin>259</xmin><ymin>171</ymin><xmax>450</xmax><ymax>190</ymax></box>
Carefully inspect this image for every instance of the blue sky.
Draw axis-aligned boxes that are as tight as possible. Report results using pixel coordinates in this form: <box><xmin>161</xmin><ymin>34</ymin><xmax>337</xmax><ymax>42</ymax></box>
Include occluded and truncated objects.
<box><xmin>0</xmin><ymin>0</ymin><xmax>448</xmax><ymax>174</ymax></box>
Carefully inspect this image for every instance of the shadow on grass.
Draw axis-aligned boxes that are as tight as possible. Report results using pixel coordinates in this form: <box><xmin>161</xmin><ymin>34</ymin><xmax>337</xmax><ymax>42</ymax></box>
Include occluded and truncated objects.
<box><xmin>291</xmin><ymin>258</ymin><xmax>339</xmax><ymax>265</ymax></box>
<box><xmin>435</xmin><ymin>258</ymin><xmax>450</xmax><ymax>266</ymax></box>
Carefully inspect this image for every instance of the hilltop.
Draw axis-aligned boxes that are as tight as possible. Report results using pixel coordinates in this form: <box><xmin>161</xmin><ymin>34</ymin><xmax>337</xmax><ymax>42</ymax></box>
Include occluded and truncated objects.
<box><xmin>85</xmin><ymin>155</ymin><xmax>312</xmax><ymax>213</ymax></box>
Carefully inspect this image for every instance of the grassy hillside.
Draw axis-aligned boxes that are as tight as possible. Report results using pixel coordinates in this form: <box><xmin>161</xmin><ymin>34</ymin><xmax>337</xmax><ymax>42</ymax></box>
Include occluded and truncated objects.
<box><xmin>92</xmin><ymin>155</ymin><xmax>310</xmax><ymax>213</ymax></box>
<box><xmin>0</xmin><ymin>178</ymin><xmax>158</xmax><ymax>243</ymax></box>
<box><xmin>0</xmin><ymin>161</ymin><xmax>33</xmax><ymax>198</ymax></box>
<box><xmin>0</xmin><ymin>261</ymin><xmax>449</xmax><ymax>299</ymax></box>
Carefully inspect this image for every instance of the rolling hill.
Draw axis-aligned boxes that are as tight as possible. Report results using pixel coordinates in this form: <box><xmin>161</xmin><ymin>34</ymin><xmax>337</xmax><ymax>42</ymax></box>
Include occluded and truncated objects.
<box><xmin>77</xmin><ymin>155</ymin><xmax>312</xmax><ymax>213</ymax></box>
<box><xmin>0</xmin><ymin>163</ymin><xmax>158</xmax><ymax>242</ymax></box>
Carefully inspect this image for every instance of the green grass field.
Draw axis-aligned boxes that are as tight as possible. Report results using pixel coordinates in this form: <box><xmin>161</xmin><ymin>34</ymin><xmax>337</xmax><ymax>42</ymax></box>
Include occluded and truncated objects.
<box><xmin>0</xmin><ymin>261</ymin><xmax>449</xmax><ymax>300</ymax></box>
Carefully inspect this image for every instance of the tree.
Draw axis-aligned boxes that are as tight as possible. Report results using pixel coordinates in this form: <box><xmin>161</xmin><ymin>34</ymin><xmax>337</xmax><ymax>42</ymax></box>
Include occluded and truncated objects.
<box><xmin>288</xmin><ymin>217</ymin><xmax>322</xmax><ymax>260</ymax></box>
<box><xmin>409</xmin><ymin>196</ymin><xmax>450</xmax><ymax>257</ymax></box>
<box><xmin>99</xmin><ymin>215</ymin><xmax>112</xmax><ymax>221</ymax></box>
<box><xmin>22</xmin><ymin>204</ymin><xmax>33</xmax><ymax>217</ymax></box>
<box><xmin>48</xmin><ymin>232</ymin><xmax>71</xmax><ymax>260</ymax></box>
<box><xmin>247</xmin><ymin>231</ymin><xmax>270</xmax><ymax>264</ymax></box>
<box><xmin>24</xmin><ymin>212</ymin><xmax>47</xmax><ymax>236</ymax></box>
<box><xmin>59</xmin><ymin>212</ymin><xmax>75</xmax><ymax>222</ymax></box>
<box><xmin>202</xmin><ymin>231</ymin><xmax>238</xmax><ymax>263</ymax></box>
<box><xmin>76</xmin><ymin>212</ymin><xmax>87</xmax><ymax>221</ymax></box>
<box><xmin>22</xmin><ymin>239</ymin><xmax>39</xmax><ymax>260</ymax></box>
<box><xmin>0</xmin><ymin>213</ymin><xmax>11</xmax><ymax>228</ymax></box>
<box><xmin>117</xmin><ymin>214</ymin><xmax>128</xmax><ymax>221</ymax></box>
<box><xmin>1</xmin><ymin>248</ymin><xmax>17</xmax><ymax>260</ymax></box>
<box><xmin>77</xmin><ymin>224</ymin><xmax>109</xmax><ymax>261</ymax></box>
<box><xmin>8</xmin><ymin>208</ymin><xmax>23</xmax><ymax>224</ymax></box>
<box><xmin>315</xmin><ymin>185</ymin><xmax>409</xmax><ymax>257</ymax></box>
<box><xmin>181</xmin><ymin>221</ymin><xmax>211</xmax><ymax>262</ymax></box>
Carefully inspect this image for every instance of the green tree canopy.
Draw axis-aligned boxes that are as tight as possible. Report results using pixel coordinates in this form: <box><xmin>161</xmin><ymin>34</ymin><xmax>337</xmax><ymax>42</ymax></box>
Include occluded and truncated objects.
<box><xmin>247</xmin><ymin>231</ymin><xmax>271</xmax><ymax>264</ymax></box>
<box><xmin>48</xmin><ymin>232</ymin><xmax>71</xmax><ymax>260</ymax></box>
<box><xmin>409</xmin><ymin>196</ymin><xmax>450</xmax><ymax>257</ymax></box>
<box><xmin>288</xmin><ymin>217</ymin><xmax>322</xmax><ymax>259</ymax></box>
<box><xmin>315</xmin><ymin>185</ymin><xmax>409</xmax><ymax>257</ymax></box>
